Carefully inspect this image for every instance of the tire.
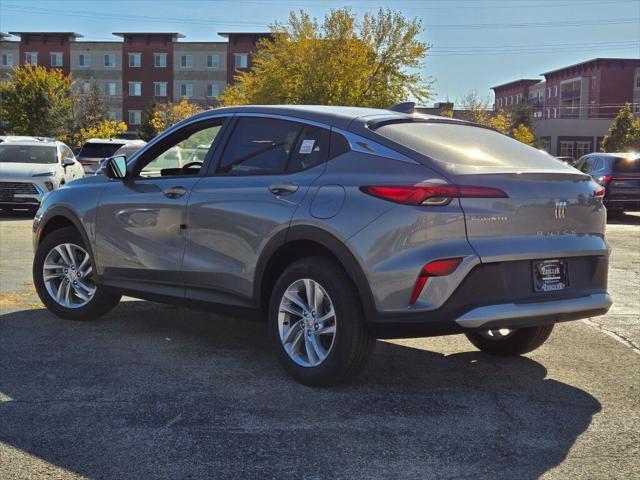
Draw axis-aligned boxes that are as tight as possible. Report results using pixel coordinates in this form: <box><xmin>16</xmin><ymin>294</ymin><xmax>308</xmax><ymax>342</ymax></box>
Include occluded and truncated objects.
<box><xmin>33</xmin><ymin>226</ymin><xmax>121</xmax><ymax>320</ymax></box>
<box><xmin>465</xmin><ymin>324</ymin><xmax>554</xmax><ymax>357</ymax></box>
<box><xmin>268</xmin><ymin>257</ymin><xmax>375</xmax><ymax>387</ymax></box>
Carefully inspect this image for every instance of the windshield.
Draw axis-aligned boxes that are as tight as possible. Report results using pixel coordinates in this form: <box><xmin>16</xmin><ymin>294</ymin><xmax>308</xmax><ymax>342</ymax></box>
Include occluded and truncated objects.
<box><xmin>78</xmin><ymin>143</ymin><xmax>124</xmax><ymax>159</ymax></box>
<box><xmin>375</xmin><ymin>122</ymin><xmax>573</xmax><ymax>174</ymax></box>
<box><xmin>612</xmin><ymin>157</ymin><xmax>640</xmax><ymax>173</ymax></box>
<box><xmin>0</xmin><ymin>145</ymin><xmax>57</xmax><ymax>164</ymax></box>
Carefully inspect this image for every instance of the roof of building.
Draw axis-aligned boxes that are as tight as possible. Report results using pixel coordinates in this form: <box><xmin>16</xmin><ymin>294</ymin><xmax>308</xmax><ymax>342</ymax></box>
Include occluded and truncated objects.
<box><xmin>0</xmin><ymin>32</ymin><xmax>12</xmax><ymax>40</ymax></box>
<box><xmin>112</xmin><ymin>32</ymin><xmax>185</xmax><ymax>39</ymax></box>
<box><xmin>542</xmin><ymin>58</ymin><xmax>640</xmax><ymax>76</ymax></box>
<box><xmin>8</xmin><ymin>31</ymin><xmax>83</xmax><ymax>38</ymax></box>
<box><xmin>491</xmin><ymin>79</ymin><xmax>541</xmax><ymax>91</ymax></box>
<box><xmin>217</xmin><ymin>32</ymin><xmax>271</xmax><ymax>38</ymax></box>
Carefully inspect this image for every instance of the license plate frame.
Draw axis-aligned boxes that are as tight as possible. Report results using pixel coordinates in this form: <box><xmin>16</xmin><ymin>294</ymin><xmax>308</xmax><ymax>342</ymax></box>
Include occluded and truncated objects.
<box><xmin>533</xmin><ymin>259</ymin><xmax>569</xmax><ymax>293</ymax></box>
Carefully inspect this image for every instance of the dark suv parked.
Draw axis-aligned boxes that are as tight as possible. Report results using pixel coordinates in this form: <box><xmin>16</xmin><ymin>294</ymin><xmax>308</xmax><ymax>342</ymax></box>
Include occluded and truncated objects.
<box><xmin>575</xmin><ymin>153</ymin><xmax>640</xmax><ymax>212</ymax></box>
<box><xmin>32</xmin><ymin>105</ymin><xmax>611</xmax><ymax>386</ymax></box>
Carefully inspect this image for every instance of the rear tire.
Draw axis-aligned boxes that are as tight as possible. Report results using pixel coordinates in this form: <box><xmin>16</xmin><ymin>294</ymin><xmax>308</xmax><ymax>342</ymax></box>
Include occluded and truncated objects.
<box><xmin>268</xmin><ymin>257</ymin><xmax>375</xmax><ymax>387</ymax></box>
<box><xmin>33</xmin><ymin>227</ymin><xmax>121</xmax><ymax>320</ymax></box>
<box><xmin>465</xmin><ymin>324</ymin><xmax>554</xmax><ymax>356</ymax></box>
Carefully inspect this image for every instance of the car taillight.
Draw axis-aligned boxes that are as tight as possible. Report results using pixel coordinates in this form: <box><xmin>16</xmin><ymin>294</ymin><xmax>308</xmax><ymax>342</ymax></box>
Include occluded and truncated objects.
<box><xmin>594</xmin><ymin>186</ymin><xmax>605</xmax><ymax>197</ymax></box>
<box><xmin>361</xmin><ymin>184</ymin><xmax>508</xmax><ymax>206</ymax></box>
<box><xmin>410</xmin><ymin>258</ymin><xmax>463</xmax><ymax>305</ymax></box>
<box><xmin>595</xmin><ymin>175</ymin><xmax>612</xmax><ymax>186</ymax></box>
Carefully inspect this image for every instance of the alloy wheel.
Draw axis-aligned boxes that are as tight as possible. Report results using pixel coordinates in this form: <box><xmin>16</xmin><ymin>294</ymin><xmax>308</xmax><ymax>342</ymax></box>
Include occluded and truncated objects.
<box><xmin>278</xmin><ymin>278</ymin><xmax>337</xmax><ymax>367</ymax></box>
<box><xmin>42</xmin><ymin>243</ymin><xmax>96</xmax><ymax>309</ymax></box>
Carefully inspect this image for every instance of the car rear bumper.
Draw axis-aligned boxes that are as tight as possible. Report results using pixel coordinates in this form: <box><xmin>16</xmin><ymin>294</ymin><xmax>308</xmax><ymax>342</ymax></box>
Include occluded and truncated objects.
<box><xmin>367</xmin><ymin>255</ymin><xmax>610</xmax><ymax>338</ymax></box>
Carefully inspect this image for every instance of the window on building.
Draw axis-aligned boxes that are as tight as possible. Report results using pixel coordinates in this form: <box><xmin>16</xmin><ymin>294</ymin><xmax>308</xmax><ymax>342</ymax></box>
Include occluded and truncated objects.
<box><xmin>634</xmin><ymin>103</ymin><xmax>640</xmax><ymax>114</ymax></box>
<box><xmin>180</xmin><ymin>83</ymin><xmax>193</xmax><ymax>98</ymax></box>
<box><xmin>104</xmin><ymin>53</ymin><xmax>116</xmax><ymax>67</ymax></box>
<box><xmin>547</xmin><ymin>87</ymin><xmax>551</xmax><ymax>98</ymax></box>
<box><xmin>78</xmin><ymin>54</ymin><xmax>90</xmax><ymax>67</ymax></box>
<box><xmin>553</xmin><ymin>86</ymin><xmax>558</xmax><ymax>97</ymax></box>
<box><xmin>552</xmin><ymin>107</ymin><xmax>557</xmax><ymax>118</ymax></box>
<box><xmin>154</xmin><ymin>82</ymin><xmax>167</xmax><ymax>97</ymax></box>
<box><xmin>589</xmin><ymin>100</ymin><xmax>596</xmax><ymax>115</ymax></box>
<box><xmin>129</xmin><ymin>53</ymin><xmax>142</xmax><ymax>68</ymax></box>
<box><xmin>559</xmin><ymin>141</ymin><xmax>575</xmax><ymax>159</ymax></box>
<box><xmin>180</xmin><ymin>54</ymin><xmax>193</xmax><ymax>68</ymax></box>
<box><xmin>539</xmin><ymin>138</ymin><xmax>550</xmax><ymax>152</ymax></box>
<box><xmin>207</xmin><ymin>54</ymin><xmax>220</xmax><ymax>69</ymax></box>
<box><xmin>129</xmin><ymin>82</ymin><xmax>142</xmax><ymax>96</ymax></box>
<box><xmin>25</xmin><ymin>52</ymin><xmax>38</xmax><ymax>65</ymax></box>
<box><xmin>234</xmin><ymin>53</ymin><xmax>248</xmax><ymax>69</ymax></box>
<box><xmin>105</xmin><ymin>82</ymin><xmax>117</xmax><ymax>96</ymax></box>
<box><xmin>50</xmin><ymin>52</ymin><xmax>63</xmax><ymax>67</ymax></box>
<box><xmin>128</xmin><ymin>110</ymin><xmax>142</xmax><ymax>126</ymax></box>
<box><xmin>1</xmin><ymin>53</ymin><xmax>12</xmax><ymax>67</ymax></box>
<box><xmin>154</xmin><ymin>53</ymin><xmax>167</xmax><ymax>68</ymax></box>
<box><xmin>206</xmin><ymin>83</ymin><xmax>219</xmax><ymax>98</ymax></box>
<box><xmin>576</xmin><ymin>141</ymin><xmax>591</xmax><ymax>158</ymax></box>
<box><xmin>592</xmin><ymin>77</ymin><xmax>597</xmax><ymax>89</ymax></box>
<box><xmin>81</xmin><ymin>82</ymin><xmax>91</xmax><ymax>95</ymax></box>
<box><xmin>107</xmin><ymin>111</ymin><xmax>119</xmax><ymax>121</ymax></box>
<box><xmin>510</xmin><ymin>95</ymin><xmax>513</xmax><ymax>105</ymax></box>
<box><xmin>636</xmin><ymin>75</ymin><xmax>640</xmax><ymax>89</ymax></box>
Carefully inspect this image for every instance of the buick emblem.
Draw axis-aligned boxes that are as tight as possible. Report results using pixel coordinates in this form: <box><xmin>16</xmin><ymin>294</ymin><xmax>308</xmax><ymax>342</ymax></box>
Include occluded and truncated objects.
<box><xmin>554</xmin><ymin>201</ymin><xmax>567</xmax><ymax>220</ymax></box>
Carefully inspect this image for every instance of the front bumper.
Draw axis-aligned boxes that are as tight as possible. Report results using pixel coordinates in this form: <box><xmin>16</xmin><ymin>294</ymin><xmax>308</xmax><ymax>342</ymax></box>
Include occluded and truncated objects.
<box><xmin>0</xmin><ymin>181</ymin><xmax>46</xmax><ymax>210</ymax></box>
<box><xmin>367</xmin><ymin>255</ymin><xmax>610</xmax><ymax>339</ymax></box>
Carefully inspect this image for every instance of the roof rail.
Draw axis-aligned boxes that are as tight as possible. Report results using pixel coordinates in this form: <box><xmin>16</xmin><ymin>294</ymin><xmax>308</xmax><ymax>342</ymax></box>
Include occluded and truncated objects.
<box><xmin>388</xmin><ymin>102</ymin><xmax>415</xmax><ymax>114</ymax></box>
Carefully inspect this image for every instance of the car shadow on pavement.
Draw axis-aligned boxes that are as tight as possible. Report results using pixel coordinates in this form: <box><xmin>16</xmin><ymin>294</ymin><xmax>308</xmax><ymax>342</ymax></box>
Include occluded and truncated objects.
<box><xmin>606</xmin><ymin>211</ymin><xmax>640</xmax><ymax>225</ymax></box>
<box><xmin>0</xmin><ymin>301</ymin><xmax>601</xmax><ymax>480</ymax></box>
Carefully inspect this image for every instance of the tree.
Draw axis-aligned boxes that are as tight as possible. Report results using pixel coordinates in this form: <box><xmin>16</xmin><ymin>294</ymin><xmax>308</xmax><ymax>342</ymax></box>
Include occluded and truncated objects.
<box><xmin>512</xmin><ymin>123</ymin><xmax>535</xmax><ymax>146</ymax></box>
<box><xmin>137</xmin><ymin>99</ymin><xmax>203</xmax><ymax>141</ymax></box>
<box><xmin>76</xmin><ymin>82</ymin><xmax>107</xmax><ymax>131</ymax></box>
<box><xmin>221</xmin><ymin>8</ymin><xmax>431</xmax><ymax>107</ymax></box>
<box><xmin>601</xmin><ymin>103</ymin><xmax>640</xmax><ymax>153</ymax></box>
<box><xmin>488</xmin><ymin>109</ymin><xmax>512</xmax><ymax>135</ymax></box>
<box><xmin>510</xmin><ymin>101</ymin><xmax>533</xmax><ymax>130</ymax></box>
<box><xmin>73</xmin><ymin>120</ymin><xmax>128</xmax><ymax>146</ymax></box>
<box><xmin>459</xmin><ymin>90</ymin><xmax>491</xmax><ymax>125</ymax></box>
<box><xmin>0</xmin><ymin>65</ymin><xmax>75</xmax><ymax>137</ymax></box>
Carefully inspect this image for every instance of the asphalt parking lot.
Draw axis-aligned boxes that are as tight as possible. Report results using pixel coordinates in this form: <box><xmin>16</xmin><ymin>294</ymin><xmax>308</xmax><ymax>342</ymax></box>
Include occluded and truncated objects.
<box><xmin>1</xmin><ymin>211</ymin><xmax>638</xmax><ymax>479</ymax></box>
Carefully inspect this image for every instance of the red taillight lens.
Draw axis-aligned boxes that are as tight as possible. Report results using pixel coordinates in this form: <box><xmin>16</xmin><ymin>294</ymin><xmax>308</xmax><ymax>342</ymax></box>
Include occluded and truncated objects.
<box><xmin>410</xmin><ymin>257</ymin><xmax>463</xmax><ymax>305</ymax></box>
<box><xmin>361</xmin><ymin>184</ymin><xmax>508</xmax><ymax>206</ymax></box>
<box><xmin>595</xmin><ymin>175</ymin><xmax>612</xmax><ymax>186</ymax></box>
<box><xmin>594</xmin><ymin>186</ymin><xmax>605</xmax><ymax>197</ymax></box>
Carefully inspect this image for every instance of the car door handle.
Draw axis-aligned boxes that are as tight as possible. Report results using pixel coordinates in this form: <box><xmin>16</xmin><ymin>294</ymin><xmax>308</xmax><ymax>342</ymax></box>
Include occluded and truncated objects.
<box><xmin>163</xmin><ymin>186</ymin><xmax>187</xmax><ymax>198</ymax></box>
<box><xmin>269</xmin><ymin>182</ymin><xmax>299</xmax><ymax>195</ymax></box>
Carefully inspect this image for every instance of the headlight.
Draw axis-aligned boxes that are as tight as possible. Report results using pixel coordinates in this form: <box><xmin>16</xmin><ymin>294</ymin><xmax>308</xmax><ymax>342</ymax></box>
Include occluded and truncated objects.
<box><xmin>32</xmin><ymin>171</ymin><xmax>56</xmax><ymax>177</ymax></box>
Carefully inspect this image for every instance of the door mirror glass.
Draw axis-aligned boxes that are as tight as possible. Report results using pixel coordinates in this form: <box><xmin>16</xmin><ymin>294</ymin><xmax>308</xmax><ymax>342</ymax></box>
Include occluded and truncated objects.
<box><xmin>62</xmin><ymin>157</ymin><xmax>75</xmax><ymax>168</ymax></box>
<box><xmin>104</xmin><ymin>155</ymin><xmax>128</xmax><ymax>179</ymax></box>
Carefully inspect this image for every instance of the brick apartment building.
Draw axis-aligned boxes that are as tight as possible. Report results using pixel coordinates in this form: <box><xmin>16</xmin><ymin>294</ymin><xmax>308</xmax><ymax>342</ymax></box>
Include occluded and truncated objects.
<box><xmin>492</xmin><ymin>58</ymin><xmax>640</xmax><ymax>157</ymax></box>
<box><xmin>0</xmin><ymin>31</ymin><xmax>270</xmax><ymax>132</ymax></box>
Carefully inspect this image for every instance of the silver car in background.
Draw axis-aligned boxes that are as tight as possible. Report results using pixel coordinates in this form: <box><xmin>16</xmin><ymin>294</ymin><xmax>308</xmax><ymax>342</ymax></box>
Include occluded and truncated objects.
<box><xmin>31</xmin><ymin>105</ymin><xmax>611</xmax><ymax>386</ymax></box>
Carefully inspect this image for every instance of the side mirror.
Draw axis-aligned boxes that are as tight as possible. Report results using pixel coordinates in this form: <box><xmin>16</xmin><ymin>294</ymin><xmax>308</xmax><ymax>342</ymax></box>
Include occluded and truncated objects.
<box><xmin>62</xmin><ymin>157</ymin><xmax>75</xmax><ymax>169</ymax></box>
<box><xmin>103</xmin><ymin>155</ymin><xmax>128</xmax><ymax>179</ymax></box>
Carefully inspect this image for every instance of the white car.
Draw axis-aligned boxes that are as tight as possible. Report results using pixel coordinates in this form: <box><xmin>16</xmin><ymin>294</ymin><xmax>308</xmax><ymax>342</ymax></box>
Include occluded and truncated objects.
<box><xmin>0</xmin><ymin>137</ymin><xmax>84</xmax><ymax>213</ymax></box>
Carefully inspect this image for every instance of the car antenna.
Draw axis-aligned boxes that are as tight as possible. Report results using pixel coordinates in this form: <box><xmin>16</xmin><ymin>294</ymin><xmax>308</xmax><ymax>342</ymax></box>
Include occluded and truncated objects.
<box><xmin>389</xmin><ymin>102</ymin><xmax>415</xmax><ymax>113</ymax></box>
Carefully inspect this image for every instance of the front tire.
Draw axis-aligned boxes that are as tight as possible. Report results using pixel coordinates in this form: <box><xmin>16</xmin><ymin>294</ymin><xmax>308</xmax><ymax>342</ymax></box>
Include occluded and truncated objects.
<box><xmin>268</xmin><ymin>257</ymin><xmax>375</xmax><ymax>387</ymax></box>
<box><xmin>33</xmin><ymin>227</ymin><xmax>121</xmax><ymax>320</ymax></box>
<box><xmin>465</xmin><ymin>324</ymin><xmax>554</xmax><ymax>356</ymax></box>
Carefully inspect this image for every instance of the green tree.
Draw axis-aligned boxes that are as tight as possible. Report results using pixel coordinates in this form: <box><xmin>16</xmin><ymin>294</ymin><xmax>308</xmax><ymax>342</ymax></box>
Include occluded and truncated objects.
<box><xmin>601</xmin><ymin>103</ymin><xmax>640</xmax><ymax>152</ymax></box>
<box><xmin>0</xmin><ymin>65</ymin><xmax>75</xmax><ymax>137</ymax></box>
<box><xmin>510</xmin><ymin>101</ymin><xmax>533</xmax><ymax>130</ymax></box>
<box><xmin>221</xmin><ymin>8</ymin><xmax>431</xmax><ymax>107</ymax></box>
<box><xmin>138</xmin><ymin>100</ymin><xmax>160</xmax><ymax>141</ymax></box>
<box><xmin>76</xmin><ymin>82</ymin><xmax>107</xmax><ymax>130</ymax></box>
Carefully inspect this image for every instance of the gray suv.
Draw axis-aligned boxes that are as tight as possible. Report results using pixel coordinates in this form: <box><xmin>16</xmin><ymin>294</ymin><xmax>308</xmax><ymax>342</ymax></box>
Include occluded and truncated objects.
<box><xmin>32</xmin><ymin>105</ymin><xmax>612</xmax><ymax>386</ymax></box>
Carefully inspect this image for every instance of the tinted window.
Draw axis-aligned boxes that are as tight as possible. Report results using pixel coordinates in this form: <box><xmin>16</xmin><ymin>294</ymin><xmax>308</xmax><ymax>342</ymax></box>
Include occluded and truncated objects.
<box><xmin>0</xmin><ymin>145</ymin><xmax>57</xmax><ymax>164</ymax></box>
<box><xmin>329</xmin><ymin>131</ymin><xmax>350</xmax><ymax>158</ymax></box>
<box><xmin>375</xmin><ymin>122</ymin><xmax>572</xmax><ymax>173</ymax></box>
<box><xmin>612</xmin><ymin>157</ymin><xmax>640</xmax><ymax>173</ymax></box>
<box><xmin>218</xmin><ymin>118</ymin><xmax>302</xmax><ymax>175</ymax></box>
<box><xmin>78</xmin><ymin>143</ymin><xmax>124</xmax><ymax>159</ymax></box>
<box><xmin>287</xmin><ymin>125</ymin><xmax>329</xmax><ymax>172</ymax></box>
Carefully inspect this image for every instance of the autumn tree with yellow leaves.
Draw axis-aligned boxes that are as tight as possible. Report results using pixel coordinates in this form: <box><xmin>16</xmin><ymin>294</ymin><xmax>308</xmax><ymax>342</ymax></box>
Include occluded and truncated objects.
<box><xmin>221</xmin><ymin>8</ymin><xmax>432</xmax><ymax>108</ymax></box>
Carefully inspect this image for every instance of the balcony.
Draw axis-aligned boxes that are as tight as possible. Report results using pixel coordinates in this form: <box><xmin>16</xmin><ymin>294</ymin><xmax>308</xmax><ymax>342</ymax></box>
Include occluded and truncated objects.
<box><xmin>560</xmin><ymin>89</ymin><xmax>581</xmax><ymax>102</ymax></box>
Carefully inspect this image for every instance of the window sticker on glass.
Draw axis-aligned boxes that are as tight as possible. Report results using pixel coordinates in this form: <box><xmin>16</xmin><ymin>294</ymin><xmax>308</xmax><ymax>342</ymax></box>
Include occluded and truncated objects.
<box><xmin>299</xmin><ymin>139</ymin><xmax>315</xmax><ymax>154</ymax></box>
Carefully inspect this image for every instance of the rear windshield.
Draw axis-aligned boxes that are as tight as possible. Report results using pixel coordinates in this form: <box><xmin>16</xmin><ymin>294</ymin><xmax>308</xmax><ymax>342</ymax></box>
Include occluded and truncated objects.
<box><xmin>0</xmin><ymin>145</ymin><xmax>57</xmax><ymax>164</ymax></box>
<box><xmin>78</xmin><ymin>143</ymin><xmax>124</xmax><ymax>159</ymax></box>
<box><xmin>375</xmin><ymin>122</ymin><xmax>572</xmax><ymax>174</ymax></box>
<box><xmin>612</xmin><ymin>157</ymin><xmax>640</xmax><ymax>173</ymax></box>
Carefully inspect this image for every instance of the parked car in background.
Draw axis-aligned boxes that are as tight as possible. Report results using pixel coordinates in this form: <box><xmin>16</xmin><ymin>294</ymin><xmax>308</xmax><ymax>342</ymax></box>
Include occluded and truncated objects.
<box><xmin>0</xmin><ymin>136</ymin><xmax>84</xmax><ymax>213</ymax></box>
<box><xmin>112</xmin><ymin>141</ymin><xmax>147</xmax><ymax>160</ymax></box>
<box><xmin>575</xmin><ymin>152</ymin><xmax>640</xmax><ymax>213</ymax></box>
<box><xmin>32</xmin><ymin>105</ymin><xmax>611</xmax><ymax>386</ymax></box>
<box><xmin>77</xmin><ymin>138</ymin><xmax>145</xmax><ymax>174</ymax></box>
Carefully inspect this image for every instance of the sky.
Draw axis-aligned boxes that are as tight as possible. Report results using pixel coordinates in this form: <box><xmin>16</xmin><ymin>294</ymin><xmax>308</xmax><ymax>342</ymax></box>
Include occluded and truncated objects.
<box><xmin>1</xmin><ymin>0</ymin><xmax>639</xmax><ymax>105</ymax></box>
